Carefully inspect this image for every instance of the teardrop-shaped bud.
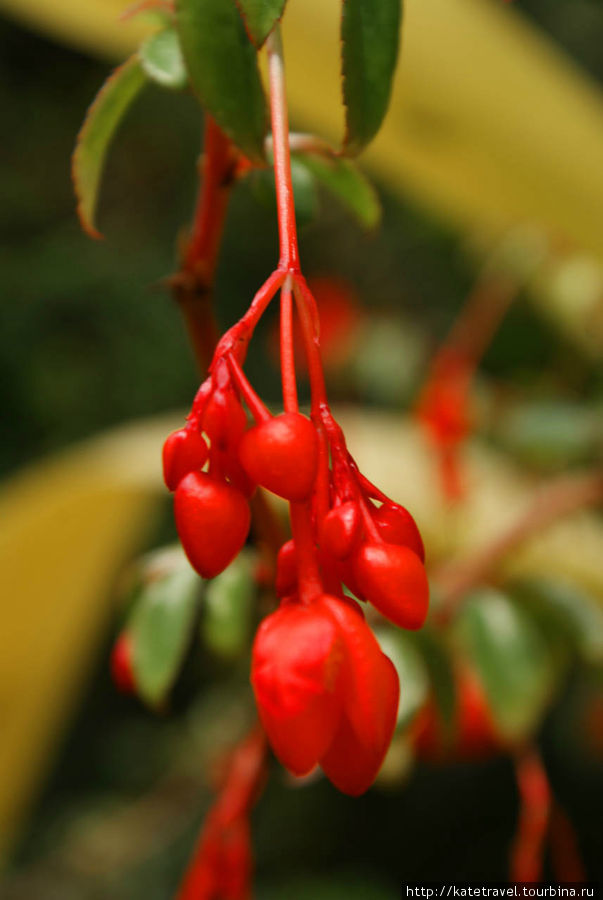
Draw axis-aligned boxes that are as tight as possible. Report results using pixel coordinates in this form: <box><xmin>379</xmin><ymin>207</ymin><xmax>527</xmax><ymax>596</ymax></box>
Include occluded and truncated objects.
<box><xmin>174</xmin><ymin>472</ymin><xmax>250</xmax><ymax>578</ymax></box>
<box><xmin>203</xmin><ymin>388</ymin><xmax>247</xmax><ymax>450</ymax></box>
<box><xmin>239</xmin><ymin>413</ymin><xmax>319</xmax><ymax>501</ymax></box>
<box><xmin>163</xmin><ymin>428</ymin><xmax>209</xmax><ymax>491</ymax></box>
<box><xmin>251</xmin><ymin>602</ymin><xmax>344</xmax><ymax>775</ymax></box>
<box><xmin>353</xmin><ymin>543</ymin><xmax>429</xmax><ymax>630</ymax></box>
<box><xmin>320</xmin><ymin>501</ymin><xmax>362</xmax><ymax>560</ymax></box>
<box><xmin>373</xmin><ymin>502</ymin><xmax>425</xmax><ymax>562</ymax></box>
<box><xmin>275</xmin><ymin>539</ymin><xmax>297</xmax><ymax>597</ymax></box>
<box><xmin>318</xmin><ymin>595</ymin><xmax>399</xmax><ymax>795</ymax></box>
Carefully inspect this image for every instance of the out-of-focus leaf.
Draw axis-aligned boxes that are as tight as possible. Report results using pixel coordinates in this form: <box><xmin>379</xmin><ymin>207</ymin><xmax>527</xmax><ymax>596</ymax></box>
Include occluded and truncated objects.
<box><xmin>176</xmin><ymin>0</ymin><xmax>266</xmax><ymax>162</ymax></box>
<box><xmin>130</xmin><ymin>558</ymin><xmax>202</xmax><ymax>706</ymax></box>
<box><xmin>497</xmin><ymin>401</ymin><xmax>601</xmax><ymax>469</ymax></box>
<box><xmin>453</xmin><ymin>589</ymin><xmax>557</xmax><ymax>742</ymax></box>
<box><xmin>374</xmin><ymin>627</ymin><xmax>430</xmax><ymax>730</ymax></box>
<box><xmin>249</xmin><ymin>158</ymin><xmax>319</xmax><ymax>227</ymax></box>
<box><xmin>413</xmin><ymin>626</ymin><xmax>456</xmax><ymax>737</ymax></box>
<box><xmin>72</xmin><ymin>55</ymin><xmax>147</xmax><ymax>238</ymax></box>
<box><xmin>201</xmin><ymin>552</ymin><xmax>256</xmax><ymax>660</ymax></box>
<box><xmin>294</xmin><ymin>152</ymin><xmax>381</xmax><ymax>228</ymax></box>
<box><xmin>341</xmin><ymin>0</ymin><xmax>402</xmax><ymax>155</ymax></box>
<box><xmin>236</xmin><ymin>0</ymin><xmax>287</xmax><ymax>47</ymax></box>
<box><xmin>512</xmin><ymin>578</ymin><xmax>603</xmax><ymax>667</ymax></box>
<box><xmin>138</xmin><ymin>27</ymin><xmax>187</xmax><ymax>90</ymax></box>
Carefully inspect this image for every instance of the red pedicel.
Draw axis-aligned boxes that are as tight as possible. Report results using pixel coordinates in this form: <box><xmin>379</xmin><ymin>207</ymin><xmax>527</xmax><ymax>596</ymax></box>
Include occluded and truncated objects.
<box><xmin>110</xmin><ymin>632</ymin><xmax>136</xmax><ymax>694</ymax></box>
<box><xmin>239</xmin><ymin>412</ymin><xmax>319</xmax><ymax>502</ymax></box>
<box><xmin>353</xmin><ymin>542</ymin><xmax>429</xmax><ymax>630</ymax></box>
<box><xmin>372</xmin><ymin>502</ymin><xmax>425</xmax><ymax>562</ymax></box>
<box><xmin>275</xmin><ymin>539</ymin><xmax>297</xmax><ymax>597</ymax></box>
<box><xmin>174</xmin><ymin>472</ymin><xmax>250</xmax><ymax>578</ymax></box>
<box><xmin>319</xmin><ymin>501</ymin><xmax>362</xmax><ymax>560</ymax></box>
<box><xmin>319</xmin><ymin>595</ymin><xmax>399</xmax><ymax>795</ymax></box>
<box><xmin>162</xmin><ymin>427</ymin><xmax>209</xmax><ymax>491</ymax></box>
<box><xmin>251</xmin><ymin>602</ymin><xmax>344</xmax><ymax>775</ymax></box>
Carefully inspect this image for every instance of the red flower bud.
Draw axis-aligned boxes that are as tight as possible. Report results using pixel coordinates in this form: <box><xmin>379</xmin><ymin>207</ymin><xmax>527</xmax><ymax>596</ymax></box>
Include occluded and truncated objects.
<box><xmin>275</xmin><ymin>539</ymin><xmax>297</xmax><ymax>597</ymax></box>
<box><xmin>110</xmin><ymin>632</ymin><xmax>136</xmax><ymax>694</ymax></box>
<box><xmin>174</xmin><ymin>472</ymin><xmax>250</xmax><ymax>578</ymax></box>
<box><xmin>318</xmin><ymin>596</ymin><xmax>399</xmax><ymax>795</ymax></box>
<box><xmin>239</xmin><ymin>413</ymin><xmax>318</xmax><ymax>501</ymax></box>
<box><xmin>251</xmin><ymin>602</ymin><xmax>344</xmax><ymax>775</ymax></box>
<box><xmin>203</xmin><ymin>388</ymin><xmax>247</xmax><ymax>450</ymax></box>
<box><xmin>162</xmin><ymin>428</ymin><xmax>209</xmax><ymax>491</ymax></box>
<box><xmin>372</xmin><ymin>502</ymin><xmax>425</xmax><ymax>562</ymax></box>
<box><xmin>320</xmin><ymin>501</ymin><xmax>362</xmax><ymax>560</ymax></box>
<box><xmin>353</xmin><ymin>543</ymin><xmax>429</xmax><ymax>630</ymax></box>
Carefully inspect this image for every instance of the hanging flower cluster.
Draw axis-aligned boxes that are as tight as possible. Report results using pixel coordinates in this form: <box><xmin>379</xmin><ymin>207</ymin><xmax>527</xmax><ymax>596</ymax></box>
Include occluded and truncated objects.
<box><xmin>163</xmin><ymin>261</ymin><xmax>429</xmax><ymax>792</ymax></box>
<box><xmin>161</xmin><ymin>29</ymin><xmax>430</xmax><ymax>797</ymax></box>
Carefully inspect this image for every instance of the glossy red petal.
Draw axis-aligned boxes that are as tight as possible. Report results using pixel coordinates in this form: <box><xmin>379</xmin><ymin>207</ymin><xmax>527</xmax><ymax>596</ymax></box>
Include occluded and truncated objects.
<box><xmin>353</xmin><ymin>543</ymin><xmax>429</xmax><ymax>630</ymax></box>
<box><xmin>251</xmin><ymin>603</ymin><xmax>344</xmax><ymax>775</ymax></box>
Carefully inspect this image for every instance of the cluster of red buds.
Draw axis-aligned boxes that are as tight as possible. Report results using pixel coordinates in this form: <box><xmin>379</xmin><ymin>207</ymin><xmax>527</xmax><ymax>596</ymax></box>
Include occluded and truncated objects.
<box><xmin>161</xmin><ymin>29</ymin><xmax>429</xmax><ymax>797</ymax></box>
<box><xmin>162</xmin><ymin>265</ymin><xmax>429</xmax><ymax>793</ymax></box>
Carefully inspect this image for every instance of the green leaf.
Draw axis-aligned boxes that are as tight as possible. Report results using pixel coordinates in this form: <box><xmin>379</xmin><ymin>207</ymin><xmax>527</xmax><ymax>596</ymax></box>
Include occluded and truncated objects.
<box><xmin>341</xmin><ymin>0</ymin><xmax>402</xmax><ymax>155</ymax></box>
<box><xmin>201</xmin><ymin>552</ymin><xmax>256</xmax><ymax>660</ymax></box>
<box><xmin>413</xmin><ymin>626</ymin><xmax>456</xmax><ymax>737</ymax></box>
<box><xmin>453</xmin><ymin>589</ymin><xmax>557</xmax><ymax>742</ymax></box>
<box><xmin>236</xmin><ymin>0</ymin><xmax>287</xmax><ymax>47</ymax></box>
<box><xmin>294</xmin><ymin>153</ymin><xmax>381</xmax><ymax>228</ymax></box>
<box><xmin>512</xmin><ymin>578</ymin><xmax>603</xmax><ymax>667</ymax></box>
<box><xmin>72</xmin><ymin>56</ymin><xmax>147</xmax><ymax>239</ymax></box>
<box><xmin>497</xmin><ymin>401</ymin><xmax>601</xmax><ymax>469</ymax></box>
<box><xmin>374</xmin><ymin>627</ymin><xmax>430</xmax><ymax>730</ymax></box>
<box><xmin>139</xmin><ymin>27</ymin><xmax>188</xmax><ymax>91</ymax></box>
<box><xmin>130</xmin><ymin>560</ymin><xmax>202</xmax><ymax>706</ymax></box>
<box><xmin>176</xmin><ymin>0</ymin><xmax>267</xmax><ymax>162</ymax></box>
<box><xmin>250</xmin><ymin>158</ymin><xmax>319</xmax><ymax>227</ymax></box>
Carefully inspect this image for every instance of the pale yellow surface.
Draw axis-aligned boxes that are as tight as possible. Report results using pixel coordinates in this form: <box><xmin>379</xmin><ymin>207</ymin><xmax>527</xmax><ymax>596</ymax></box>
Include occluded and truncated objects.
<box><xmin>1</xmin><ymin>0</ymin><xmax>603</xmax><ymax>257</ymax></box>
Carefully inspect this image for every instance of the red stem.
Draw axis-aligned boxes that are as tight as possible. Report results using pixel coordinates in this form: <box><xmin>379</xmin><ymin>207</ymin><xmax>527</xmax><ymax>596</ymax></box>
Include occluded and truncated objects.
<box><xmin>227</xmin><ymin>354</ymin><xmax>271</xmax><ymax>424</ymax></box>
<box><xmin>184</xmin><ymin>116</ymin><xmax>235</xmax><ymax>278</ymax></box>
<box><xmin>212</xmin><ymin>269</ymin><xmax>285</xmax><ymax>366</ymax></box>
<box><xmin>510</xmin><ymin>747</ymin><xmax>551</xmax><ymax>881</ymax></box>
<box><xmin>266</xmin><ymin>28</ymin><xmax>300</xmax><ymax>271</ymax></box>
<box><xmin>290</xmin><ymin>500</ymin><xmax>323</xmax><ymax>603</ymax></box>
<box><xmin>280</xmin><ymin>278</ymin><xmax>299</xmax><ymax>413</ymax></box>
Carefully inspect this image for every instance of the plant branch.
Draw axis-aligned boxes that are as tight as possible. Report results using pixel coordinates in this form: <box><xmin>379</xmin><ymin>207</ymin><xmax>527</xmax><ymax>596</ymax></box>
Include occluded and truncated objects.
<box><xmin>170</xmin><ymin>116</ymin><xmax>238</xmax><ymax>374</ymax></box>
<box><xmin>434</xmin><ymin>468</ymin><xmax>603</xmax><ymax>621</ymax></box>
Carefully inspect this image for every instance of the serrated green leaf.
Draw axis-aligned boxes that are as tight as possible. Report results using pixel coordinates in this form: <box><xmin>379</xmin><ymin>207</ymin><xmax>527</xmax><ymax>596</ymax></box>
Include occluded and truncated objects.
<box><xmin>236</xmin><ymin>0</ymin><xmax>287</xmax><ymax>47</ymax></box>
<box><xmin>341</xmin><ymin>0</ymin><xmax>402</xmax><ymax>155</ymax></box>
<box><xmin>453</xmin><ymin>589</ymin><xmax>557</xmax><ymax>742</ymax></box>
<box><xmin>176</xmin><ymin>0</ymin><xmax>267</xmax><ymax>162</ymax></box>
<box><xmin>72</xmin><ymin>56</ymin><xmax>147</xmax><ymax>239</ymax></box>
<box><xmin>294</xmin><ymin>153</ymin><xmax>381</xmax><ymax>228</ymax></box>
<box><xmin>139</xmin><ymin>27</ymin><xmax>188</xmax><ymax>90</ymax></box>
<box><xmin>374</xmin><ymin>627</ymin><xmax>430</xmax><ymax>730</ymax></box>
<box><xmin>130</xmin><ymin>563</ymin><xmax>202</xmax><ymax>706</ymax></box>
<box><xmin>201</xmin><ymin>553</ymin><xmax>256</xmax><ymax>660</ymax></box>
<box><xmin>512</xmin><ymin>578</ymin><xmax>603</xmax><ymax>667</ymax></box>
